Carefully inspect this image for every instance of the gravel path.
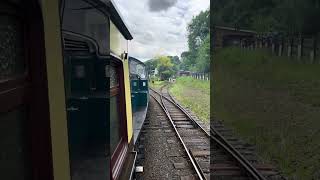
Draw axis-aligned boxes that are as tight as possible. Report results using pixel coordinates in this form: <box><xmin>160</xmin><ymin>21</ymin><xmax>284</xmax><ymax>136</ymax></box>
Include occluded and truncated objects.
<box><xmin>135</xmin><ymin>97</ymin><xmax>196</xmax><ymax>180</ymax></box>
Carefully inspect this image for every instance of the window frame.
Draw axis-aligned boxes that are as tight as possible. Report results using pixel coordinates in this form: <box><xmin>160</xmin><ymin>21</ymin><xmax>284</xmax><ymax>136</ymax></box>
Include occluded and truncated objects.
<box><xmin>109</xmin><ymin>56</ymin><xmax>129</xmax><ymax>180</ymax></box>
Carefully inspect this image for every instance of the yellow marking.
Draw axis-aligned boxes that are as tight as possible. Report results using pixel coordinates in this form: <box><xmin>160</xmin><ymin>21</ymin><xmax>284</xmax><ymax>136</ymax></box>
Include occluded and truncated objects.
<box><xmin>40</xmin><ymin>1</ymin><xmax>71</xmax><ymax>180</ymax></box>
<box><xmin>123</xmin><ymin>60</ymin><xmax>133</xmax><ymax>142</ymax></box>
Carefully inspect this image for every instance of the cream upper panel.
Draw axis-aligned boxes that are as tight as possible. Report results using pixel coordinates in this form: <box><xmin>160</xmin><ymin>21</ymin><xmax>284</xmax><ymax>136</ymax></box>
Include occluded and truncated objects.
<box><xmin>110</xmin><ymin>20</ymin><xmax>128</xmax><ymax>58</ymax></box>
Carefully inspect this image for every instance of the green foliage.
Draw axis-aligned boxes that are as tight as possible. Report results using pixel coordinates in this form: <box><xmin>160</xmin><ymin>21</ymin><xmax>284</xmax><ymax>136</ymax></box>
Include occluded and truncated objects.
<box><xmin>156</xmin><ymin>56</ymin><xmax>174</xmax><ymax>80</ymax></box>
<box><xmin>180</xmin><ymin>8</ymin><xmax>210</xmax><ymax>72</ymax></box>
<box><xmin>196</xmin><ymin>34</ymin><xmax>210</xmax><ymax>72</ymax></box>
<box><xmin>213</xmin><ymin>47</ymin><xmax>320</xmax><ymax>179</ymax></box>
<box><xmin>168</xmin><ymin>56</ymin><xmax>181</xmax><ymax>65</ymax></box>
<box><xmin>212</xmin><ymin>0</ymin><xmax>320</xmax><ymax>36</ymax></box>
<box><xmin>145</xmin><ymin>59</ymin><xmax>158</xmax><ymax>72</ymax></box>
<box><xmin>188</xmin><ymin>10</ymin><xmax>210</xmax><ymax>53</ymax></box>
<box><xmin>145</xmin><ymin>55</ymin><xmax>181</xmax><ymax>80</ymax></box>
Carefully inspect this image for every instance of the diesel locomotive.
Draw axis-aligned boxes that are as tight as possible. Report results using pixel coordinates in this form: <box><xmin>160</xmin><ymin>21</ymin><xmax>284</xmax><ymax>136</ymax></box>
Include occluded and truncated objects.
<box><xmin>129</xmin><ymin>57</ymin><xmax>149</xmax><ymax>144</ymax></box>
<box><xmin>0</xmin><ymin>0</ymin><xmax>144</xmax><ymax>179</ymax></box>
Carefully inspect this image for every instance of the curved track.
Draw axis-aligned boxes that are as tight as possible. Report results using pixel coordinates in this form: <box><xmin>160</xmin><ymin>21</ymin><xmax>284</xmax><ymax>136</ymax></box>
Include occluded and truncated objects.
<box><xmin>150</xmin><ymin>85</ymin><xmax>283</xmax><ymax>180</ymax></box>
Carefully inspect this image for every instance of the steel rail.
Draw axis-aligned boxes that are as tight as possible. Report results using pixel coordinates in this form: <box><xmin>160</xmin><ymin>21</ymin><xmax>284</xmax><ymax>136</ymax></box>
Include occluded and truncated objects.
<box><xmin>149</xmin><ymin>92</ymin><xmax>206</xmax><ymax>180</ymax></box>
<box><xmin>159</xmin><ymin>88</ymin><xmax>267</xmax><ymax>179</ymax></box>
<box><xmin>150</xmin><ymin>87</ymin><xmax>267</xmax><ymax>180</ymax></box>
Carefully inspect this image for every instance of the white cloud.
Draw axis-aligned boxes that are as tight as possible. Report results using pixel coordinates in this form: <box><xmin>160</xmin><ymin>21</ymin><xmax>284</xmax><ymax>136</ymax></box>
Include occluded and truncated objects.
<box><xmin>115</xmin><ymin>0</ymin><xmax>209</xmax><ymax>61</ymax></box>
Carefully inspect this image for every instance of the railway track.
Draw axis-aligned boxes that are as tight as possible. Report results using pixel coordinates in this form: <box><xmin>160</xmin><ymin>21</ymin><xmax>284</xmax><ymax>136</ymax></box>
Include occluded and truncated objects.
<box><xmin>136</xmin><ymin>96</ymin><xmax>199</xmax><ymax>179</ymax></box>
<box><xmin>150</xmin><ymin>85</ymin><xmax>284</xmax><ymax>180</ymax></box>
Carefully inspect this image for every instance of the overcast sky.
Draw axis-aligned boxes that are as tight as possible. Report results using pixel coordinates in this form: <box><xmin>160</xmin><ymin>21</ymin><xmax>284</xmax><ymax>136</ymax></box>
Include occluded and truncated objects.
<box><xmin>114</xmin><ymin>0</ymin><xmax>210</xmax><ymax>61</ymax></box>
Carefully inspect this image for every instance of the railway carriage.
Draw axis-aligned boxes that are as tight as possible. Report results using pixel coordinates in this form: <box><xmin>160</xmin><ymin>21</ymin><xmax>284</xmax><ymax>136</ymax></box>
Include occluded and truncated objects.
<box><xmin>1</xmin><ymin>0</ymin><xmax>138</xmax><ymax>180</ymax></box>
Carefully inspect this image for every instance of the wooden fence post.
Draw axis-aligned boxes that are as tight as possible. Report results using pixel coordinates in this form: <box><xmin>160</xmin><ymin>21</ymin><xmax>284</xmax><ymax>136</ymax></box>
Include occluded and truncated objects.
<box><xmin>311</xmin><ymin>35</ymin><xmax>317</xmax><ymax>63</ymax></box>
<box><xmin>279</xmin><ymin>40</ymin><xmax>283</xmax><ymax>56</ymax></box>
<box><xmin>288</xmin><ymin>38</ymin><xmax>292</xmax><ymax>57</ymax></box>
<box><xmin>272</xmin><ymin>42</ymin><xmax>275</xmax><ymax>54</ymax></box>
<box><xmin>297</xmin><ymin>37</ymin><xmax>302</xmax><ymax>60</ymax></box>
<box><xmin>265</xmin><ymin>39</ymin><xmax>268</xmax><ymax>48</ymax></box>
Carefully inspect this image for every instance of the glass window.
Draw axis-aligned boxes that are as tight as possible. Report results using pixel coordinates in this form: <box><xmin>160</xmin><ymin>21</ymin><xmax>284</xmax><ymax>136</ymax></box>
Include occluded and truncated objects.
<box><xmin>62</xmin><ymin>0</ymin><xmax>110</xmax><ymax>55</ymax></box>
<box><xmin>0</xmin><ymin>14</ymin><xmax>25</xmax><ymax>80</ymax></box>
<box><xmin>110</xmin><ymin>96</ymin><xmax>120</xmax><ymax>154</ymax></box>
<box><xmin>129</xmin><ymin>59</ymin><xmax>146</xmax><ymax>79</ymax></box>
<box><xmin>108</xmin><ymin>65</ymin><xmax>119</xmax><ymax>88</ymax></box>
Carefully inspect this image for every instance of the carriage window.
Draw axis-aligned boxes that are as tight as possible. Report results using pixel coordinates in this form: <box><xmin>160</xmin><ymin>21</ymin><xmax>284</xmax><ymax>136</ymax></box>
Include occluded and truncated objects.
<box><xmin>0</xmin><ymin>14</ymin><xmax>25</xmax><ymax>80</ymax></box>
<box><xmin>62</xmin><ymin>0</ymin><xmax>110</xmax><ymax>54</ymax></box>
<box><xmin>110</xmin><ymin>96</ymin><xmax>120</xmax><ymax>153</ymax></box>
<box><xmin>109</xmin><ymin>64</ymin><xmax>121</xmax><ymax>155</ymax></box>
<box><xmin>129</xmin><ymin>58</ymin><xmax>147</xmax><ymax>79</ymax></box>
<box><xmin>108</xmin><ymin>61</ymin><xmax>128</xmax><ymax>170</ymax></box>
<box><xmin>110</xmin><ymin>65</ymin><xmax>119</xmax><ymax>88</ymax></box>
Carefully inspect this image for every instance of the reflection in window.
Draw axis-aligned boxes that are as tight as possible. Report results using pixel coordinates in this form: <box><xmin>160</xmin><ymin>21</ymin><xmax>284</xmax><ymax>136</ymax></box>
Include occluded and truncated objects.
<box><xmin>109</xmin><ymin>65</ymin><xmax>119</xmax><ymax>88</ymax></box>
<box><xmin>129</xmin><ymin>59</ymin><xmax>146</xmax><ymax>79</ymax></box>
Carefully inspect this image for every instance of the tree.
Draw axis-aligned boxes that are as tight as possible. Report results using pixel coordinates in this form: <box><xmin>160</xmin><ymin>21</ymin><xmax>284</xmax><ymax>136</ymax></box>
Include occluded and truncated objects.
<box><xmin>196</xmin><ymin>34</ymin><xmax>210</xmax><ymax>72</ymax></box>
<box><xmin>156</xmin><ymin>56</ymin><xmax>174</xmax><ymax>80</ymax></box>
<box><xmin>179</xmin><ymin>51</ymin><xmax>193</xmax><ymax>71</ymax></box>
<box><xmin>187</xmin><ymin>10</ymin><xmax>210</xmax><ymax>54</ymax></box>
<box><xmin>168</xmin><ymin>55</ymin><xmax>181</xmax><ymax>65</ymax></box>
<box><xmin>145</xmin><ymin>59</ymin><xmax>158</xmax><ymax>73</ymax></box>
<box><xmin>182</xmin><ymin>7</ymin><xmax>210</xmax><ymax>73</ymax></box>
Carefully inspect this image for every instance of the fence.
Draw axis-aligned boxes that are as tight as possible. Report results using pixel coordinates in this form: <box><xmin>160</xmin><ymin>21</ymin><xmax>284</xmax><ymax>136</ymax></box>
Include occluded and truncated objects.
<box><xmin>240</xmin><ymin>35</ymin><xmax>320</xmax><ymax>63</ymax></box>
<box><xmin>190</xmin><ymin>72</ymin><xmax>210</xmax><ymax>81</ymax></box>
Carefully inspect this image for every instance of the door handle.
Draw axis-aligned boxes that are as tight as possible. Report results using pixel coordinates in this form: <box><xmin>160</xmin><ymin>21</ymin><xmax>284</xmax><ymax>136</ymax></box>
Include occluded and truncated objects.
<box><xmin>67</xmin><ymin>106</ymin><xmax>79</xmax><ymax>112</ymax></box>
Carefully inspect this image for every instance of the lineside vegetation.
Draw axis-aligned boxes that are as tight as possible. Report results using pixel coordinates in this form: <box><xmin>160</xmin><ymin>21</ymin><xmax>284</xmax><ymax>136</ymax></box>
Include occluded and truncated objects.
<box><xmin>213</xmin><ymin>47</ymin><xmax>320</xmax><ymax>179</ymax></box>
<box><xmin>170</xmin><ymin>77</ymin><xmax>210</xmax><ymax>123</ymax></box>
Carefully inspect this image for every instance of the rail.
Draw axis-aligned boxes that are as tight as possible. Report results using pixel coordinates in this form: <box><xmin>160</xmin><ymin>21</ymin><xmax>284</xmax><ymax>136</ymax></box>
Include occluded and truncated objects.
<box><xmin>150</xmin><ymin>86</ymin><xmax>267</xmax><ymax>180</ymax></box>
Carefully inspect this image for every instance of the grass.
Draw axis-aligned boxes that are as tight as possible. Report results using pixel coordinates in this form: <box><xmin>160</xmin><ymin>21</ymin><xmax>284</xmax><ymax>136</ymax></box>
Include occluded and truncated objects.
<box><xmin>169</xmin><ymin>77</ymin><xmax>210</xmax><ymax>123</ymax></box>
<box><xmin>149</xmin><ymin>80</ymin><xmax>167</xmax><ymax>90</ymax></box>
<box><xmin>213</xmin><ymin>47</ymin><xmax>320</xmax><ymax>179</ymax></box>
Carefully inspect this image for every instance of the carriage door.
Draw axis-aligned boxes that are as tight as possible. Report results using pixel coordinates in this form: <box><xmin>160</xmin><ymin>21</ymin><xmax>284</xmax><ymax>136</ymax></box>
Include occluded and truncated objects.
<box><xmin>109</xmin><ymin>59</ymin><xmax>128</xmax><ymax>179</ymax></box>
<box><xmin>0</xmin><ymin>1</ymin><xmax>52</xmax><ymax>180</ymax></box>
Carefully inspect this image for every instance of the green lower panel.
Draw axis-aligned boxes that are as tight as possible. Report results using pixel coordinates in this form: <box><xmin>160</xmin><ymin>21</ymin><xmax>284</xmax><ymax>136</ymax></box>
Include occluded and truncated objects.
<box><xmin>131</xmin><ymin>94</ymin><xmax>137</xmax><ymax>112</ymax></box>
<box><xmin>133</xmin><ymin>92</ymin><xmax>148</xmax><ymax>107</ymax></box>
